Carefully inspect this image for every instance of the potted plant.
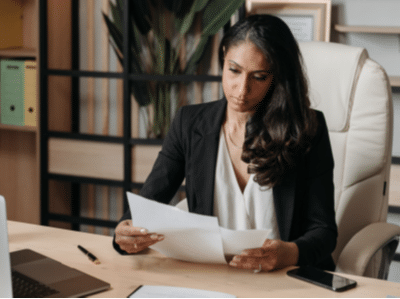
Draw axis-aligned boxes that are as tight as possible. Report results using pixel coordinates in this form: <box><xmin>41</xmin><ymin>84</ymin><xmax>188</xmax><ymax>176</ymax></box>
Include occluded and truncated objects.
<box><xmin>103</xmin><ymin>0</ymin><xmax>244</xmax><ymax>138</ymax></box>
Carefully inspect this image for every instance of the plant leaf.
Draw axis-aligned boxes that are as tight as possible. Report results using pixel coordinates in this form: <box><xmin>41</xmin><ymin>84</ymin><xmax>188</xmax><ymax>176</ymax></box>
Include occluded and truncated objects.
<box><xmin>131</xmin><ymin>19</ymin><xmax>143</xmax><ymax>55</ymax></box>
<box><xmin>104</xmin><ymin>11</ymin><xmax>144</xmax><ymax>74</ymax></box>
<box><xmin>192</xmin><ymin>0</ymin><xmax>210</xmax><ymax>13</ymax></box>
<box><xmin>130</xmin><ymin>0</ymin><xmax>152</xmax><ymax>35</ymax></box>
<box><xmin>116</xmin><ymin>0</ymin><xmax>123</xmax><ymax>10</ymax></box>
<box><xmin>202</xmin><ymin>0</ymin><xmax>244</xmax><ymax>36</ymax></box>
<box><xmin>178</xmin><ymin>0</ymin><xmax>209</xmax><ymax>35</ymax></box>
<box><xmin>175</xmin><ymin>0</ymin><xmax>195</xmax><ymax>18</ymax></box>
<box><xmin>109</xmin><ymin>0</ymin><xmax>122</xmax><ymax>33</ymax></box>
<box><xmin>110</xmin><ymin>42</ymin><xmax>123</xmax><ymax>66</ymax></box>
<box><xmin>131</xmin><ymin>81</ymin><xmax>152</xmax><ymax>106</ymax></box>
<box><xmin>184</xmin><ymin>35</ymin><xmax>210</xmax><ymax>74</ymax></box>
<box><xmin>103</xmin><ymin>13</ymin><xmax>124</xmax><ymax>54</ymax></box>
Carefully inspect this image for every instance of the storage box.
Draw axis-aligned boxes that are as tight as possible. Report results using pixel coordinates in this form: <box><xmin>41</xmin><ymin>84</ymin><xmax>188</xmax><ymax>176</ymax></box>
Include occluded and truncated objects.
<box><xmin>0</xmin><ymin>0</ymin><xmax>23</xmax><ymax>49</ymax></box>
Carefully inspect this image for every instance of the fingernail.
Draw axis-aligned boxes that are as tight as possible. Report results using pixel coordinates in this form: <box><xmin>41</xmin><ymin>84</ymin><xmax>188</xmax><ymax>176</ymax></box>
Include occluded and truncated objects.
<box><xmin>158</xmin><ymin>235</ymin><xmax>165</xmax><ymax>241</ymax></box>
<box><xmin>150</xmin><ymin>234</ymin><xmax>158</xmax><ymax>240</ymax></box>
<box><xmin>140</xmin><ymin>228</ymin><xmax>148</xmax><ymax>234</ymax></box>
<box><xmin>232</xmin><ymin>256</ymin><xmax>240</xmax><ymax>262</ymax></box>
<box><xmin>230</xmin><ymin>261</ymin><xmax>237</xmax><ymax>267</ymax></box>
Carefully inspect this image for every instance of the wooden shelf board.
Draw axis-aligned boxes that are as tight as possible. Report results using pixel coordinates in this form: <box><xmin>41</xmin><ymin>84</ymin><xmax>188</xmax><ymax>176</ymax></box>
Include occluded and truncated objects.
<box><xmin>0</xmin><ymin>124</ymin><xmax>37</xmax><ymax>132</ymax></box>
<box><xmin>389</xmin><ymin>76</ymin><xmax>400</xmax><ymax>88</ymax></box>
<box><xmin>0</xmin><ymin>47</ymin><xmax>37</xmax><ymax>58</ymax></box>
<box><xmin>335</xmin><ymin>25</ymin><xmax>400</xmax><ymax>34</ymax></box>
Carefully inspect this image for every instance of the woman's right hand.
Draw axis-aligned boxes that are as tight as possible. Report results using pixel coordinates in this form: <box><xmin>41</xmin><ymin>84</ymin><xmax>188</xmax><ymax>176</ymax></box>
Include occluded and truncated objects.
<box><xmin>115</xmin><ymin>220</ymin><xmax>165</xmax><ymax>254</ymax></box>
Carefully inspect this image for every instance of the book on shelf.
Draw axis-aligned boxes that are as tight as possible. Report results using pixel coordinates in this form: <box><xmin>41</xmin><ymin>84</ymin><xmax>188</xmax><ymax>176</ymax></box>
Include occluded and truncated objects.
<box><xmin>0</xmin><ymin>59</ymin><xmax>37</xmax><ymax>127</ymax></box>
<box><xmin>24</xmin><ymin>60</ymin><xmax>37</xmax><ymax>127</ymax></box>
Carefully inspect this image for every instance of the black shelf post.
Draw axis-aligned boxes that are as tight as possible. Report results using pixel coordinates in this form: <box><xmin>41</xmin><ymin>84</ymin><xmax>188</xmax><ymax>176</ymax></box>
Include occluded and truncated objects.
<box><xmin>122</xmin><ymin>0</ymin><xmax>132</xmax><ymax>213</ymax></box>
<box><xmin>70</xmin><ymin>0</ymin><xmax>81</xmax><ymax>231</ymax></box>
<box><xmin>39</xmin><ymin>0</ymin><xmax>49</xmax><ymax>226</ymax></box>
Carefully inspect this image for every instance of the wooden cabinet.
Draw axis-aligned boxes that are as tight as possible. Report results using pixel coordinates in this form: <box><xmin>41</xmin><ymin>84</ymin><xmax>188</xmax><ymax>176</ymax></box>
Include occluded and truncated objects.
<box><xmin>0</xmin><ymin>0</ymin><xmax>39</xmax><ymax>224</ymax></box>
<box><xmin>0</xmin><ymin>0</ymin><xmax>72</xmax><ymax>225</ymax></box>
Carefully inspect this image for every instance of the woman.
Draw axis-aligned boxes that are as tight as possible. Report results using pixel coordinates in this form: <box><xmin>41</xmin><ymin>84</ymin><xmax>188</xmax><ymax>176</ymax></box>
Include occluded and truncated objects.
<box><xmin>114</xmin><ymin>14</ymin><xmax>337</xmax><ymax>272</ymax></box>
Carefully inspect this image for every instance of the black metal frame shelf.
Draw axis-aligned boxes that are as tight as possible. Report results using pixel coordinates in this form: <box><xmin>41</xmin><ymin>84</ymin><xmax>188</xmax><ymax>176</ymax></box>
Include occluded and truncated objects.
<box><xmin>39</xmin><ymin>0</ymin><xmax>223</xmax><ymax>231</ymax></box>
<box><xmin>46</xmin><ymin>68</ymin><xmax>222</xmax><ymax>82</ymax></box>
<box><xmin>47</xmin><ymin>213</ymin><xmax>118</xmax><ymax>228</ymax></box>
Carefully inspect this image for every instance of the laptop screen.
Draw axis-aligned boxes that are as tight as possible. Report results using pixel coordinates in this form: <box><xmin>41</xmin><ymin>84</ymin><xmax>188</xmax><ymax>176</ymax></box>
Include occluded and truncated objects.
<box><xmin>0</xmin><ymin>195</ymin><xmax>13</xmax><ymax>297</ymax></box>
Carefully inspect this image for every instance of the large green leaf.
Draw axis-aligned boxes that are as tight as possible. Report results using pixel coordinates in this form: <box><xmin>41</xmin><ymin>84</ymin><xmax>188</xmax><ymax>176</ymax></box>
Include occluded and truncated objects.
<box><xmin>171</xmin><ymin>0</ymin><xmax>209</xmax><ymax>74</ymax></box>
<box><xmin>104</xmin><ymin>13</ymin><xmax>146</xmax><ymax>79</ymax></box>
<box><xmin>129</xmin><ymin>18</ymin><xmax>144</xmax><ymax>56</ymax></box>
<box><xmin>202</xmin><ymin>0</ymin><xmax>244</xmax><ymax>36</ymax></box>
<box><xmin>154</xmin><ymin>9</ymin><xmax>167</xmax><ymax>75</ymax></box>
<box><xmin>109</xmin><ymin>1</ymin><xmax>122</xmax><ymax>33</ymax></box>
<box><xmin>183</xmin><ymin>0</ymin><xmax>244</xmax><ymax>73</ymax></box>
<box><xmin>130</xmin><ymin>28</ymin><xmax>145</xmax><ymax>74</ymax></box>
<box><xmin>103</xmin><ymin>13</ymin><xmax>124</xmax><ymax>54</ymax></box>
<box><xmin>178</xmin><ymin>0</ymin><xmax>209</xmax><ymax>35</ymax></box>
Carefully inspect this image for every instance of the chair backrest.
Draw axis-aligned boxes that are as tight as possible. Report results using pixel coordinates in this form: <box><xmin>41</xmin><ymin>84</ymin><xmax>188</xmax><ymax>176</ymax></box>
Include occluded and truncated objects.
<box><xmin>299</xmin><ymin>41</ymin><xmax>393</xmax><ymax>264</ymax></box>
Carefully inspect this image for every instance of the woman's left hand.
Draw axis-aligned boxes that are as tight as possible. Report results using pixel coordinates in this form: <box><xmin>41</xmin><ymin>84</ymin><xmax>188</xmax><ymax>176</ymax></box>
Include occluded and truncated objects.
<box><xmin>229</xmin><ymin>239</ymin><xmax>299</xmax><ymax>272</ymax></box>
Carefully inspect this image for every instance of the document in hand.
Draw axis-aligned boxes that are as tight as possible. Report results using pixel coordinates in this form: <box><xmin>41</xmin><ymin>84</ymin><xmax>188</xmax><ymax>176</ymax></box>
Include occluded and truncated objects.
<box><xmin>127</xmin><ymin>192</ymin><xmax>271</xmax><ymax>264</ymax></box>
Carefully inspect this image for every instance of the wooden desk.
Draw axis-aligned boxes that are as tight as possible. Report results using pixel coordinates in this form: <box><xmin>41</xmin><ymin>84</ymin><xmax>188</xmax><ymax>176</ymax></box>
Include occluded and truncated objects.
<box><xmin>7</xmin><ymin>221</ymin><xmax>400</xmax><ymax>298</ymax></box>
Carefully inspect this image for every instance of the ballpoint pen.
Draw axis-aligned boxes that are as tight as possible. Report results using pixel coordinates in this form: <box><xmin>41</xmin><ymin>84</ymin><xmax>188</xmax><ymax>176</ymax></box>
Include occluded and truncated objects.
<box><xmin>78</xmin><ymin>245</ymin><xmax>101</xmax><ymax>265</ymax></box>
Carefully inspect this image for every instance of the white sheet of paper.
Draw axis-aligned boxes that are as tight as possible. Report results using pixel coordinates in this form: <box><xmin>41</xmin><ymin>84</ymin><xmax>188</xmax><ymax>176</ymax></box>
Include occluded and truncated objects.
<box><xmin>147</xmin><ymin>228</ymin><xmax>226</xmax><ymax>264</ymax></box>
<box><xmin>127</xmin><ymin>192</ymin><xmax>226</xmax><ymax>263</ymax></box>
<box><xmin>129</xmin><ymin>285</ymin><xmax>236</xmax><ymax>298</ymax></box>
<box><xmin>220</xmin><ymin>227</ymin><xmax>271</xmax><ymax>255</ymax></box>
<box><xmin>127</xmin><ymin>192</ymin><xmax>271</xmax><ymax>264</ymax></box>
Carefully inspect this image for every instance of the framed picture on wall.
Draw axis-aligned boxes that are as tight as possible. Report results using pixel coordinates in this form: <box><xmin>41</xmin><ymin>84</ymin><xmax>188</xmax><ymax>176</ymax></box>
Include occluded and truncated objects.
<box><xmin>246</xmin><ymin>0</ymin><xmax>332</xmax><ymax>42</ymax></box>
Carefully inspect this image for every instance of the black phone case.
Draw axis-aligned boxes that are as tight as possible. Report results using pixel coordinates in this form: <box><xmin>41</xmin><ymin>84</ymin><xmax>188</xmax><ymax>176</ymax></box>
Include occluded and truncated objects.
<box><xmin>287</xmin><ymin>266</ymin><xmax>357</xmax><ymax>292</ymax></box>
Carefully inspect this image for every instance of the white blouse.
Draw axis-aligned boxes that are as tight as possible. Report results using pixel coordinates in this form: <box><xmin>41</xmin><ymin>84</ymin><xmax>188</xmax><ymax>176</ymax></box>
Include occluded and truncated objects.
<box><xmin>213</xmin><ymin>129</ymin><xmax>280</xmax><ymax>240</ymax></box>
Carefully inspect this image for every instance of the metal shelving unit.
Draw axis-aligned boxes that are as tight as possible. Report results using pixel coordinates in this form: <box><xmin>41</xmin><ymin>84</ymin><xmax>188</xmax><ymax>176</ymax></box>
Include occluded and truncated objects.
<box><xmin>39</xmin><ymin>0</ymin><xmax>234</xmax><ymax>231</ymax></box>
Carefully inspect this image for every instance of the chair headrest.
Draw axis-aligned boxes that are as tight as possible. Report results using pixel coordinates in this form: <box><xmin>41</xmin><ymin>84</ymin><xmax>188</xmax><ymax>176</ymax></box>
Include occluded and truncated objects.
<box><xmin>299</xmin><ymin>41</ymin><xmax>369</xmax><ymax>132</ymax></box>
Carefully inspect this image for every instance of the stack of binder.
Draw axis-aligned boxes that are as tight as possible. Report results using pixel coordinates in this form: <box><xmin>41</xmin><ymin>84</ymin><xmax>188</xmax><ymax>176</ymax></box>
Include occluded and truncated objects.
<box><xmin>0</xmin><ymin>59</ymin><xmax>37</xmax><ymax>127</ymax></box>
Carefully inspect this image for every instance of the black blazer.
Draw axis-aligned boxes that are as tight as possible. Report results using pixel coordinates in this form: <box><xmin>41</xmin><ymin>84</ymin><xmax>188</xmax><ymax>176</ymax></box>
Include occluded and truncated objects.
<box><xmin>116</xmin><ymin>98</ymin><xmax>337</xmax><ymax>270</ymax></box>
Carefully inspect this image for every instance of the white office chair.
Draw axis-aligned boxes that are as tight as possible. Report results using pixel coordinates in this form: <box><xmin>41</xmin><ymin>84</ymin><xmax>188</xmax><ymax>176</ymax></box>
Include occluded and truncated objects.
<box><xmin>299</xmin><ymin>41</ymin><xmax>400</xmax><ymax>279</ymax></box>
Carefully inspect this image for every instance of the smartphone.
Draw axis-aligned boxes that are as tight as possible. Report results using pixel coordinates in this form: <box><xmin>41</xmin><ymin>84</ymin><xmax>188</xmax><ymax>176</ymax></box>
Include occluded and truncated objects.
<box><xmin>287</xmin><ymin>266</ymin><xmax>357</xmax><ymax>292</ymax></box>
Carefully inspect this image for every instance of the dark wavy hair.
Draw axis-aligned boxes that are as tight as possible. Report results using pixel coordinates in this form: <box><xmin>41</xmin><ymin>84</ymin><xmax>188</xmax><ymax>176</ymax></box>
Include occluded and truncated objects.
<box><xmin>219</xmin><ymin>14</ymin><xmax>317</xmax><ymax>187</ymax></box>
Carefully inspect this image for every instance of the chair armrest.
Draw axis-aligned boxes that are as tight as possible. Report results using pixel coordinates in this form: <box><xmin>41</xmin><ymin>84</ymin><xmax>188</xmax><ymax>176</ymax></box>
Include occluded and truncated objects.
<box><xmin>336</xmin><ymin>222</ymin><xmax>400</xmax><ymax>276</ymax></box>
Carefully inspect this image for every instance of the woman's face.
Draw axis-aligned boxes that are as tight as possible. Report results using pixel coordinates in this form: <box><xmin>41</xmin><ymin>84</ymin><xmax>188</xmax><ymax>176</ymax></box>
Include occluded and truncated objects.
<box><xmin>222</xmin><ymin>41</ymin><xmax>274</xmax><ymax>114</ymax></box>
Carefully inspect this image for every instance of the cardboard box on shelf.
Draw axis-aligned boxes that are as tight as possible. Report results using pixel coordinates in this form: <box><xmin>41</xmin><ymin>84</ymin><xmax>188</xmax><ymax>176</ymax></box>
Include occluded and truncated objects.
<box><xmin>0</xmin><ymin>0</ymin><xmax>23</xmax><ymax>49</ymax></box>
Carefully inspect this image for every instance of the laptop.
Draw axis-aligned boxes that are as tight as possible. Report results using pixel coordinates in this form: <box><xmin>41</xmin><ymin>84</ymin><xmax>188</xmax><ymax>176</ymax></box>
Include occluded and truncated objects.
<box><xmin>0</xmin><ymin>195</ymin><xmax>110</xmax><ymax>297</ymax></box>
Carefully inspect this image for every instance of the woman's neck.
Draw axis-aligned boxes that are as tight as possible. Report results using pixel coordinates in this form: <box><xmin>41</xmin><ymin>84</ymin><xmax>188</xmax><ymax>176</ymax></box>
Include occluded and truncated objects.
<box><xmin>225</xmin><ymin>107</ymin><xmax>252</xmax><ymax>130</ymax></box>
